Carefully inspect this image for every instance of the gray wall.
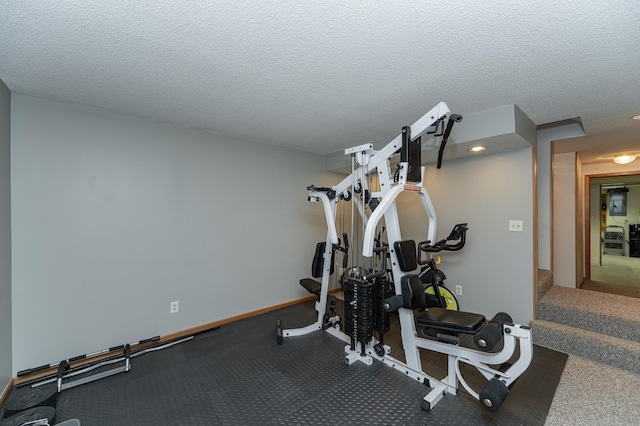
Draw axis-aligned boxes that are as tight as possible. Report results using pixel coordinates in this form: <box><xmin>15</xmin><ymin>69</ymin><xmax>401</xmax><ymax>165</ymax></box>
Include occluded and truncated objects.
<box><xmin>537</xmin><ymin>122</ymin><xmax>585</xmax><ymax>272</ymax></box>
<box><xmin>537</xmin><ymin>130</ymin><xmax>552</xmax><ymax>270</ymax></box>
<box><xmin>0</xmin><ymin>79</ymin><xmax>12</xmax><ymax>389</ymax></box>
<box><xmin>397</xmin><ymin>148</ymin><xmax>535</xmax><ymax>324</ymax></box>
<box><xmin>11</xmin><ymin>94</ymin><xmax>335</xmax><ymax>373</ymax></box>
<box><xmin>553</xmin><ymin>152</ymin><xmax>578</xmax><ymax>287</ymax></box>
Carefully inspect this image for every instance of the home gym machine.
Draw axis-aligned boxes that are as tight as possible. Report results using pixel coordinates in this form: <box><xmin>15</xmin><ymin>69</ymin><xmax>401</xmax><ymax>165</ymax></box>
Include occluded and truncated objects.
<box><xmin>276</xmin><ymin>101</ymin><xmax>532</xmax><ymax>412</ymax></box>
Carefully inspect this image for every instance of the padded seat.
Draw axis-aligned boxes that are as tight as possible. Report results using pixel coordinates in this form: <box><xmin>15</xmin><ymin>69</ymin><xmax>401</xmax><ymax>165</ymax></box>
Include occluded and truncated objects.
<box><xmin>300</xmin><ymin>278</ymin><xmax>322</xmax><ymax>295</ymax></box>
<box><xmin>416</xmin><ymin>307</ymin><xmax>486</xmax><ymax>334</ymax></box>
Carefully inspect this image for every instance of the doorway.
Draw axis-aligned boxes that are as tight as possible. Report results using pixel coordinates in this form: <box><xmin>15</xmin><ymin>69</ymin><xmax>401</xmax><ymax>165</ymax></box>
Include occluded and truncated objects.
<box><xmin>583</xmin><ymin>173</ymin><xmax>640</xmax><ymax>297</ymax></box>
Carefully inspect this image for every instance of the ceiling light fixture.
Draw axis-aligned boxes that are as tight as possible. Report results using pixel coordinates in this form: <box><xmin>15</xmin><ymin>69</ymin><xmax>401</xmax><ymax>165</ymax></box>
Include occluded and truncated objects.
<box><xmin>632</xmin><ymin>115</ymin><xmax>640</xmax><ymax>120</ymax></box>
<box><xmin>613</xmin><ymin>154</ymin><xmax>636</xmax><ymax>165</ymax></box>
<box><xmin>468</xmin><ymin>146</ymin><xmax>486</xmax><ymax>152</ymax></box>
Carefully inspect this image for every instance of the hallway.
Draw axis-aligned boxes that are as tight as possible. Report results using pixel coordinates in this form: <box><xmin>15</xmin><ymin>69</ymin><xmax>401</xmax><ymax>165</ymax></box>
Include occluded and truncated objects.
<box><xmin>583</xmin><ymin>254</ymin><xmax>640</xmax><ymax>298</ymax></box>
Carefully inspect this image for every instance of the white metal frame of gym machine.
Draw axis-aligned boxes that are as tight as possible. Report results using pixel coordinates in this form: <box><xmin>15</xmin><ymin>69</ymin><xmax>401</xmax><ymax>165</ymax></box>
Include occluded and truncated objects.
<box><xmin>280</xmin><ymin>102</ymin><xmax>533</xmax><ymax>412</ymax></box>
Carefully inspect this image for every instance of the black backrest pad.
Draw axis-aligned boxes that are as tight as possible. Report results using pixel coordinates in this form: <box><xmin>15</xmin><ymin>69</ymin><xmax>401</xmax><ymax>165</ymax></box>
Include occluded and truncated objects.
<box><xmin>394</xmin><ymin>240</ymin><xmax>417</xmax><ymax>271</ymax></box>
<box><xmin>312</xmin><ymin>242</ymin><xmax>335</xmax><ymax>278</ymax></box>
<box><xmin>401</xmin><ymin>275</ymin><xmax>426</xmax><ymax>310</ymax></box>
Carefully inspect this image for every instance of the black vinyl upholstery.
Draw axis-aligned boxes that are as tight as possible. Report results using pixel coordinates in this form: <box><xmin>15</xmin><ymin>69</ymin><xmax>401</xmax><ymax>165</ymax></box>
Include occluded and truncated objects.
<box><xmin>416</xmin><ymin>307</ymin><xmax>486</xmax><ymax>334</ymax></box>
<box><xmin>394</xmin><ymin>240</ymin><xmax>417</xmax><ymax>272</ymax></box>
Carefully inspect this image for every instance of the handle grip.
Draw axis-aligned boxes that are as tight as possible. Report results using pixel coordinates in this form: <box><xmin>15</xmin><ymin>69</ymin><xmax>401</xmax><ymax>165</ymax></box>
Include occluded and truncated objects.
<box><xmin>436</xmin><ymin>114</ymin><xmax>463</xmax><ymax>169</ymax></box>
<box><xmin>364</xmin><ymin>246</ymin><xmax>387</xmax><ymax>281</ymax></box>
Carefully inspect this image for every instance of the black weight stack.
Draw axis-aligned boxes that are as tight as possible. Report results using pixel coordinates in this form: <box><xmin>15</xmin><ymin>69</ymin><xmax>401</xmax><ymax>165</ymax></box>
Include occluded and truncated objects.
<box><xmin>343</xmin><ymin>276</ymin><xmax>374</xmax><ymax>355</ymax></box>
<box><xmin>372</xmin><ymin>276</ymin><xmax>390</xmax><ymax>335</ymax></box>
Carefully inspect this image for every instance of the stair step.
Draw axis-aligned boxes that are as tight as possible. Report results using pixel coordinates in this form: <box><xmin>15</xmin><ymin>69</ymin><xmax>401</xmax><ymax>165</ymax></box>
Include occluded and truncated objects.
<box><xmin>531</xmin><ymin>319</ymin><xmax>640</xmax><ymax>375</ymax></box>
<box><xmin>537</xmin><ymin>286</ymin><xmax>640</xmax><ymax>343</ymax></box>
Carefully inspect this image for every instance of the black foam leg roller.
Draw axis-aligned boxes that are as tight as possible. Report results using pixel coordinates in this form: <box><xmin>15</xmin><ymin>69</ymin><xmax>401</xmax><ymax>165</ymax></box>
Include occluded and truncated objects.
<box><xmin>490</xmin><ymin>312</ymin><xmax>513</xmax><ymax>325</ymax></box>
<box><xmin>383</xmin><ymin>295</ymin><xmax>403</xmax><ymax>312</ymax></box>
<box><xmin>474</xmin><ymin>312</ymin><xmax>512</xmax><ymax>352</ymax></box>
<box><xmin>479</xmin><ymin>378</ymin><xmax>509</xmax><ymax>411</ymax></box>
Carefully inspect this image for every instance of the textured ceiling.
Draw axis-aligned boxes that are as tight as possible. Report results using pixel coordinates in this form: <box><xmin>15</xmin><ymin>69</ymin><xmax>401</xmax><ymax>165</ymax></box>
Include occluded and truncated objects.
<box><xmin>1</xmin><ymin>1</ymin><xmax>639</xmax><ymax>163</ymax></box>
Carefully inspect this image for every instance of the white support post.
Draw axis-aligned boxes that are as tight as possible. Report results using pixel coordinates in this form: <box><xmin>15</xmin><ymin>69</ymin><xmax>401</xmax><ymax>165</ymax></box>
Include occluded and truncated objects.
<box><xmin>418</xmin><ymin>186</ymin><xmax>437</xmax><ymax>246</ymax></box>
<box><xmin>447</xmin><ymin>354</ymin><xmax>458</xmax><ymax>395</ymax></box>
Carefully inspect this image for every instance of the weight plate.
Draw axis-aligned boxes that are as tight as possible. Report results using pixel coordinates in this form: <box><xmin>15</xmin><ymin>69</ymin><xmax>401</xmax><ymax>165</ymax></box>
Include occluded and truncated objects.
<box><xmin>3</xmin><ymin>383</ymin><xmax>57</xmax><ymax>418</ymax></box>
<box><xmin>0</xmin><ymin>406</ymin><xmax>55</xmax><ymax>426</ymax></box>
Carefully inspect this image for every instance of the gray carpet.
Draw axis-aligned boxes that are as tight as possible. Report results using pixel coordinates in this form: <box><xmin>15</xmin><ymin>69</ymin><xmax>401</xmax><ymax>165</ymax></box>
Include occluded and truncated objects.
<box><xmin>581</xmin><ymin>279</ymin><xmax>640</xmax><ymax>299</ymax></box>
<box><xmin>536</xmin><ymin>285</ymin><xmax>640</xmax><ymax>425</ymax></box>
<box><xmin>545</xmin><ymin>355</ymin><xmax>640</xmax><ymax>425</ymax></box>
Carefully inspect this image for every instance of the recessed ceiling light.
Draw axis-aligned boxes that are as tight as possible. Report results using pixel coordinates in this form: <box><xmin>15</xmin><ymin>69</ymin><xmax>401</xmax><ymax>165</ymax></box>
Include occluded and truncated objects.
<box><xmin>468</xmin><ymin>146</ymin><xmax>486</xmax><ymax>152</ymax></box>
<box><xmin>613</xmin><ymin>154</ymin><xmax>636</xmax><ymax>164</ymax></box>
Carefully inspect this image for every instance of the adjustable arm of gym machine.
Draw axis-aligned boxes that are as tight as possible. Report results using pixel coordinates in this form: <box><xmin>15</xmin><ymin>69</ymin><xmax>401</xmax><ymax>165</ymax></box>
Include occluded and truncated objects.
<box><xmin>308</xmin><ymin>189</ymin><xmax>339</xmax><ymax>245</ymax></box>
<box><xmin>332</xmin><ymin>102</ymin><xmax>452</xmax><ymax>196</ymax></box>
<box><xmin>307</xmin><ymin>184</ymin><xmax>367</xmax><ymax>246</ymax></box>
<box><xmin>320</xmin><ymin>102</ymin><xmax>453</xmax><ymax>257</ymax></box>
<box><xmin>362</xmin><ymin>184</ymin><xmax>437</xmax><ymax>257</ymax></box>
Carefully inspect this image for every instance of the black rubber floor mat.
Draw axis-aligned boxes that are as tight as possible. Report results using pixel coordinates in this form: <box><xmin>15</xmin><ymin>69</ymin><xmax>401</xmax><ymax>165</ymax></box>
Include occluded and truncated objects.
<box><xmin>41</xmin><ymin>302</ymin><xmax>566</xmax><ymax>425</ymax></box>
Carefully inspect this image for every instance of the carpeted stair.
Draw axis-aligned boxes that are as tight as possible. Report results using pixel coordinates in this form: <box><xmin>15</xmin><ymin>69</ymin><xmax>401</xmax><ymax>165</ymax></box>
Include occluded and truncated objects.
<box><xmin>531</xmin><ymin>285</ymin><xmax>640</xmax><ymax>375</ymax></box>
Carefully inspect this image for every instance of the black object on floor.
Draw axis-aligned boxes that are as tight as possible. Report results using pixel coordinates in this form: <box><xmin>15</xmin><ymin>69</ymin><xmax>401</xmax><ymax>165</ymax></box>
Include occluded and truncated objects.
<box><xmin>14</xmin><ymin>302</ymin><xmax>566</xmax><ymax>425</ymax></box>
<box><xmin>2</xmin><ymin>382</ymin><xmax>57</xmax><ymax>418</ymax></box>
<box><xmin>0</xmin><ymin>406</ymin><xmax>56</xmax><ymax>426</ymax></box>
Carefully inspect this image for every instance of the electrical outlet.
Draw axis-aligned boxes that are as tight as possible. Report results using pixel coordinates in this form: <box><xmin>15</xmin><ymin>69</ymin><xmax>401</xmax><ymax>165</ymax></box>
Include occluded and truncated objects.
<box><xmin>170</xmin><ymin>301</ymin><xmax>179</xmax><ymax>314</ymax></box>
<box><xmin>455</xmin><ymin>285</ymin><xmax>462</xmax><ymax>296</ymax></box>
<box><xmin>509</xmin><ymin>220</ymin><xmax>523</xmax><ymax>232</ymax></box>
